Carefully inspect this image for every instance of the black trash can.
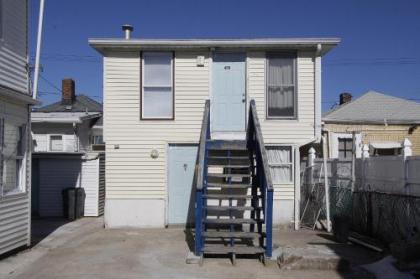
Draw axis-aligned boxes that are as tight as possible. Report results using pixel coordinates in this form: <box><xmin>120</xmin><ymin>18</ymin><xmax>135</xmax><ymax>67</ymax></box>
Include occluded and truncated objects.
<box><xmin>75</xmin><ymin>188</ymin><xmax>86</xmax><ymax>219</ymax></box>
<box><xmin>332</xmin><ymin>215</ymin><xmax>351</xmax><ymax>243</ymax></box>
<box><xmin>62</xmin><ymin>188</ymin><xmax>76</xmax><ymax>221</ymax></box>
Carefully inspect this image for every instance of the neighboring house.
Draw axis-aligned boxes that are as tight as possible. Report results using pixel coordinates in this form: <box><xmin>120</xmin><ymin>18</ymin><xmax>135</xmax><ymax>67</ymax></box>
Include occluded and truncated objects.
<box><xmin>89</xmin><ymin>30</ymin><xmax>339</xmax><ymax>232</ymax></box>
<box><xmin>0</xmin><ymin>0</ymin><xmax>38</xmax><ymax>255</ymax></box>
<box><xmin>31</xmin><ymin>79</ymin><xmax>105</xmax><ymax>217</ymax></box>
<box><xmin>323</xmin><ymin>91</ymin><xmax>420</xmax><ymax>158</ymax></box>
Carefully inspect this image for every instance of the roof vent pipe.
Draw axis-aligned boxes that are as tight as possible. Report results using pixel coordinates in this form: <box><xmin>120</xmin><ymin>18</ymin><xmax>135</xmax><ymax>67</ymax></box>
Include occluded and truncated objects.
<box><xmin>122</xmin><ymin>24</ymin><xmax>134</xmax><ymax>39</ymax></box>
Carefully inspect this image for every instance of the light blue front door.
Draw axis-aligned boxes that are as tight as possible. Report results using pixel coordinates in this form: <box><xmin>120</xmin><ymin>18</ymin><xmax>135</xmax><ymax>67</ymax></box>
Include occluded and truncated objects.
<box><xmin>168</xmin><ymin>145</ymin><xmax>198</xmax><ymax>224</ymax></box>
<box><xmin>212</xmin><ymin>53</ymin><xmax>246</xmax><ymax>132</ymax></box>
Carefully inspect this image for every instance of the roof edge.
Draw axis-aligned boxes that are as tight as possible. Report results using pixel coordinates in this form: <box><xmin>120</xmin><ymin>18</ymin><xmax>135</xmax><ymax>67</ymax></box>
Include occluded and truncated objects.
<box><xmin>89</xmin><ymin>37</ymin><xmax>341</xmax><ymax>55</ymax></box>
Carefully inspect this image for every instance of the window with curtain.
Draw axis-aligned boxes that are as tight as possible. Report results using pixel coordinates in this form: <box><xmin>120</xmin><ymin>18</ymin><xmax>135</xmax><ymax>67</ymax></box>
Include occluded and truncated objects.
<box><xmin>266</xmin><ymin>52</ymin><xmax>296</xmax><ymax>118</ymax></box>
<box><xmin>1</xmin><ymin>121</ymin><xmax>26</xmax><ymax>196</ymax></box>
<box><xmin>142</xmin><ymin>52</ymin><xmax>173</xmax><ymax>119</ymax></box>
<box><xmin>266</xmin><ymin>146</ymin><xmax>293</xmax><ymax>183</ymax></box>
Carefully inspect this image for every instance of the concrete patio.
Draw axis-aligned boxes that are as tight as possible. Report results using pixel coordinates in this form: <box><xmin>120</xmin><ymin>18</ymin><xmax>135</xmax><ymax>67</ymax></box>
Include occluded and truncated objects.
<box><xmin>0</xmin><ymin>218</ymin><xmax>380</xmax><ymax>279</ymax></box>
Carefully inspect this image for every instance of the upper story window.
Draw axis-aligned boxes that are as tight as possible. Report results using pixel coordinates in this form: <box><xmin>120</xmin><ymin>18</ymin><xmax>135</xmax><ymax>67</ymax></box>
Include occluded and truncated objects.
<box><xmin>0</xmin><ymin>0</ymin><xmax>3</xmax><ymax>40</ymax></box>
<box><xmin>1</xmin><ymin>120</ymin><xmax>27</xmax><ymax>196</ymax></box>
<box><xmin>141</xmin><ymin>52</ymin><xmax>174</xmax><ymax>119</ymax></box>
<box><xmin>266</xmin><ymin>52</ymin><xmax>297</xmax><ymax>119</ymax></box>
<box><xmin>49</xmin><ymin>135</ymin><xmax>63</xmax><ymax>152</ymax></box>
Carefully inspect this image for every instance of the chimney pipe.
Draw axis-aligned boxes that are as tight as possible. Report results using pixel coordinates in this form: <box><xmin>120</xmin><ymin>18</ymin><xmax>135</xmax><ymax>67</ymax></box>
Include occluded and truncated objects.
<box><xmin>339</xmin><ymin>92</ymin><xmax>352</xmax><ymax>105</ymax></box>
<box><xmin>122</xmin><ymin>24</ymin><xmax>134</xmax><ymax>39</ymax></box>
<box><xmin>62</xmin><ymin>78</ymin><xmax>76</xmax><ymax>105</ymax></box>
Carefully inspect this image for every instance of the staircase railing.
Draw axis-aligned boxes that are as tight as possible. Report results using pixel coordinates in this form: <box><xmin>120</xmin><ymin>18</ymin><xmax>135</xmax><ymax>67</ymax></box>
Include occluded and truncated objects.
<box><xmin>195</xmin><ymin>99</ymin><xmax>210</xmax><ymax>256</ymax></box>
<box><xmin>246</xmin><ymin>99</ymin><xmax>274</xmax><ymax>258</ymax></box>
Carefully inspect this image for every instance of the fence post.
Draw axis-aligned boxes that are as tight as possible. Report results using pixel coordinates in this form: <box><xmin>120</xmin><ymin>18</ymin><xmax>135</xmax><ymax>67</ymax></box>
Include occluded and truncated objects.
<box><xmin>308</xmin><ymin>147</ymin><xmax>316</xmax><ymax>187</ymax></box>
<box><xmin>402</xmin><ymin>138</ymin><xmax>412</xmax><ymax>158</ymax></box>
<box><xmin>402</xmin><ymin>138</ymin><xmax>412</xmax><ymax>239</ymax></box>
<box><xmin>362</xmin><ymin>144</ymin><xmax>369</xmax><ymax>159</ymax></box>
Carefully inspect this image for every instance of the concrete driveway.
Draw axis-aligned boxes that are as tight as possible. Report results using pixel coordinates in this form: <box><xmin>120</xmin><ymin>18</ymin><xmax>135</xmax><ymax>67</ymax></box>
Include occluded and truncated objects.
<box><xmin>0</xmin><ymin>218</ymin><xmax>376</xmax><ymax>279</ymax></box>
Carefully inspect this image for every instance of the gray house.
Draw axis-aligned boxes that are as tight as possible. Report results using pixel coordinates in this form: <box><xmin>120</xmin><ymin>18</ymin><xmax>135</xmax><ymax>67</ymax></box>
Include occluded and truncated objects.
<box><xmin>31</xmin><ymin>79</ymin><xmax>105</xmax><ymax>217</ymax></box>
<box><xmin>0</xmin><ymin>0</ymin><xmax>38</xmax><ymax>255</ymax></box>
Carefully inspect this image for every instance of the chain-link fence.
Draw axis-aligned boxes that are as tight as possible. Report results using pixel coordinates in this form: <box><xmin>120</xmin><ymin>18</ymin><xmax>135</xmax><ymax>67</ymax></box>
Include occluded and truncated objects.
<box><xmin>300</xmin><ymin>156</ymin><xmax>420</xmax><ymax>245</ymax></box>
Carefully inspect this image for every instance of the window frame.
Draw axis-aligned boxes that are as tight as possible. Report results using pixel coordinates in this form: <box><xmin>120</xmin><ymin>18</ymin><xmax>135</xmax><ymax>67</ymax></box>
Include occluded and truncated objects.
<box><xmin>140</xmin><ymin>51</ymin><xmax>175</xmax><ymax>120</ymax></box>
<box><xmin>265</xmin><ymin>51</ymin><xmax>298</xmax><ymax>120</ymax></box>
<box><xmin>1</xmin><ymin>121</ymin><xmax>27</xmax><ymax>197</ymax></box>
<box><xmin>49</xmin><ymin>134</ymin><xmax>64</xmax><ymax>152</ymax></box>
<box><xmin>338</xmin><ymin>137</ymin><xmax>353</xmax><ymax>159</ymax></box>
<box><xmin>266</xmin><ymin>145</ymin><xmax>294</xmax><ymax>184</ymax></box>
<box><xmin>0</xmin><ymin>0</ymin><xmax>3</xmax><ymax>41</ymax></box>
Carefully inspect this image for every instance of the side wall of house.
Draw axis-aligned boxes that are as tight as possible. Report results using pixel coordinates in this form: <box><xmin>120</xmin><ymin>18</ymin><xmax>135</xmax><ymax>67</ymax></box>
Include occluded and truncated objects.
<box><xmin>0</xmin><ymin>96</ymin><xmax>31</xmax><ymax>255</ymax></box>
<box><xmin>324</xmin><ymin>123</ymin><xmax>420</xmax><ymax>156</ymax></box>
<box><xmin>103</xmin><ymin>50</ymin><xmax>316</xmax><ymax>227</ymax></box>
<box><xmin>0</xmin><ymin>0</ymin><xmax>28</xmax><ymax>94</ymax></box>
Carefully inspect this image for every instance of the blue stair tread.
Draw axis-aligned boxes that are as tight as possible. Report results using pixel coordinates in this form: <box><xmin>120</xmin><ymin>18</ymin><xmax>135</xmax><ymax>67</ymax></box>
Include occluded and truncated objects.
<box><xmin>202</xmin><ymin>245</ymin><xmax>265</xmax><ymax>254</ymax></box>
<box><xmin>203</xmin><ymin>194</ymin><xmax>259</xmax><ymax>199</ymax></box>
<box><xmin>204</xmin><ymin>218</ymin><xmax>258</xmax><ymax>225</ymax></box>
<box><xmin>205</xmin><ymin>205</ymin><xmax>254</xmax><ymax>211</ymax></box>
<box><xmin>207</xmin><ymin>173</ymin><xmax>251</xmax><ymax>178</ymax></box>
<box><xmin>207</xmin><ymin>164</ymin><xmax>251</xmax><ymax>168</ymax></box>
<box><xmin>203</xmin><ymin>231</ymin><xmax>260</xmax><ymax>238</ymax></box>
<box><xmin>207</xmin><ymin>155</ymin><xmax>249</xmax><ymax>160</ymax></box>
<box><xmin>206</xmin><ymin>140</ymin><xmax>247</xmax><ymax>150</ymax></box>
<box><xmin>206</xmin><ymin>183</ymin><xmax>252</xmax><ymax>188</ymax></box>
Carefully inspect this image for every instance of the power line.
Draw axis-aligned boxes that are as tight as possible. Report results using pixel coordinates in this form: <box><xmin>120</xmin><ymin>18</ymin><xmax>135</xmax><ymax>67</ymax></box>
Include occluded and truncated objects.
<box><xmin>39</xmin><ymin>74</ymin><xmax>62</xmax><ymax>94</ymax></box>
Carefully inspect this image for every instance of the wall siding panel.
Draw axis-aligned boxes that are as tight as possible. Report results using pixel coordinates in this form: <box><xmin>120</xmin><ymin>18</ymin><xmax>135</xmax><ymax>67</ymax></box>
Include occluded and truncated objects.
<box><xmin>104</xmin><ymin>50</ymin><xmax>316</xmax><ymax>202</ymax></box>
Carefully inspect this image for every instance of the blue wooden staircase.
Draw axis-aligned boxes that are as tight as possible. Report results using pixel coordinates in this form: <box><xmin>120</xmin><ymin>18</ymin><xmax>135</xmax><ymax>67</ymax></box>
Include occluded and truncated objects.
<box><xmin>194</xmin><ymin>100</ymin><xmax>274</xmax><ymax>264</ymax></box>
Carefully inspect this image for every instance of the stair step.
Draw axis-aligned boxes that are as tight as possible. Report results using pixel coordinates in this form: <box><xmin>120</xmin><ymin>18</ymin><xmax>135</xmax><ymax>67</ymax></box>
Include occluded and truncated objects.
<box><xmin>207</xmin><ymin>140</ymin><xmax>247</xmax><ymax>151</ymax></box>
<box><xmin>203</xmin><ymin>194</ymin><xmax>259</xmax><ymax>199</ymax></box>
<box><xmin>206</xmin><ymin>183</ymin><xmax>252</xmax><ymax>189</ymax></box>
<box><xmin>202</xmin><ymin>245</ymin><xmax>265</xmax><ymax>254</ymax></box>
<box><xmin>208</xmin><ymin>173</ymin><xmax>251</xmax><ymax>178</ymax></box>
<box><xmin>204</xmin><ymin>218</ymin><xmax>257</xmax><ymax>225</ymax></box>
<box><xmin>203</xmin><ymin>231</ymin><xmax>260</xmax><ymax>238</ymax></box>
<box><xmin>205</xmin><ymin>205</ymin><xmax>254</xmax><ymax>211</ymax></box>
<box><xmin>207</xmin><ymin>164</ymin><xmax>251</xmax><ymax>168</ymax></box>
<box><xmin>207</xmin><ymin>156</ymin><xmax>250</xmax><ymax>160</ymax></box>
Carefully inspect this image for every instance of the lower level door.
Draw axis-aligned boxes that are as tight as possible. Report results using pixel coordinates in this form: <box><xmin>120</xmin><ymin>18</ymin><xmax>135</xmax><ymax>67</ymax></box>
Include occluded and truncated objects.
<box><xmin>168</xmin><ymin>145</ymin><xmax>198</xmax><ymax>224</ymax></box>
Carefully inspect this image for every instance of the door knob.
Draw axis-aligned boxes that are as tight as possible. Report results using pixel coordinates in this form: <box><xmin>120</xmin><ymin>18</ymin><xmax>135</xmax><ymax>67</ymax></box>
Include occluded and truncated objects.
<box><xmin>242</xmin><ymin>99</ymin><xmax>246</xmax><ymax>103</ymax></box>
<box><xmin>183</xmin><ymin>163</ymin><xmax>188</xmax><ymax>171</ymax></box>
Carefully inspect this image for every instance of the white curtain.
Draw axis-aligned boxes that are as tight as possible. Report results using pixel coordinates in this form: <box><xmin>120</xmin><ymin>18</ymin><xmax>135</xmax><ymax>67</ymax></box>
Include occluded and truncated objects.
<box><xmin>266</xmin><ymin>146</ymin><xmax>292</xmax><ymax>183</ymax></box>
<box><xmin>267</xmin><ymin>55</ymin><xmax>295</xmax><ymax>117</ymax></box>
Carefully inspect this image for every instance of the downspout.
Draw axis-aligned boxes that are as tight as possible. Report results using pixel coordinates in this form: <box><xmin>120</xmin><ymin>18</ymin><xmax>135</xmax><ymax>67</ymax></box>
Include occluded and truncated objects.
<box><xmin>314</xmin><ymin>44</ymin><xmax>322</xmax><ymax>142</ymax></box>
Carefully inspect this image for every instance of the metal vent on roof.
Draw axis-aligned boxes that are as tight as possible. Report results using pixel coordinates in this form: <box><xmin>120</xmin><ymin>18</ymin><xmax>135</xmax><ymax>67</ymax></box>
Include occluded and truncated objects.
<box><xmin>65</xmin><ymin>105</ymin><xmax>72</xmax><ymax>110</ymax></box>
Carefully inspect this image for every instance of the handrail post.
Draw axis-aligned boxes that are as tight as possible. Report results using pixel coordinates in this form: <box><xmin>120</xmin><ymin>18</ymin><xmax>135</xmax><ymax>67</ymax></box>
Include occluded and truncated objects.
<box><xmin>195</xmin><ymin>190</ymin><xmax>203</xmax><ymax>256</ymax></box>
<box><xmin>265</xmin><ymin>189</ymin><xmax>273</xmax><ymax>258</ymax></box>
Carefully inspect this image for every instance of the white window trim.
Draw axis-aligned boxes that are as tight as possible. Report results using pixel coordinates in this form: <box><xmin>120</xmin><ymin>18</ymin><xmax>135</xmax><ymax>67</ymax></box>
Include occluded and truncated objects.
<box><xmin>265</xmin><ymin>52</ymin><xmax>298</xmax><ymax>120</ymax></box>
<box><xmin>48</xmin><ymin>134</ymin><xmax>64</xmax><ymax>152</ymax></box>
<box><xmin>266</xmin><ymin>145</ymin><xmax>294</xmax><ymax>185</ymax></box>
<box><xmin>330</xmin><ymin>133</ymin><xmax>362</xmax><ymax>159</ymax></box>
<box><xmin>1</xmin><ymin>122</ymin><xmax>27</xmax><ymax>197</ymax></box>
<box><xmin>141</xmin><ymin>51</ymin><xmax>174</xmax><ymax>120</ymax></box>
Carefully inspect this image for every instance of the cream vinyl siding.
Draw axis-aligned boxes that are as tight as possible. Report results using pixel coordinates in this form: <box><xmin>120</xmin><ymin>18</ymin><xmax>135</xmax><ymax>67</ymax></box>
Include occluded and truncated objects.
<box><xmin>248</xmin><ymin>51</ymin><xmax>315</xmax><ymax>200</ymax></box>
<box><xmin>104</xmin><ymin>51</ymin><xmax>209</xmax><ymax>199</ymax></box>
<box><xmin>104</xmin><ymin>50</ymin><xmax>315</xmax><ymax>201</ymax></box>
<box><xmin>0</xmin><ymin>0</ymin><xmax>28</xmax><ymax>94</ymax></box>
<box><xmin>0</xmin><ymin>96</ymin><xmax>30</xmax><ymax>254</ymax></box>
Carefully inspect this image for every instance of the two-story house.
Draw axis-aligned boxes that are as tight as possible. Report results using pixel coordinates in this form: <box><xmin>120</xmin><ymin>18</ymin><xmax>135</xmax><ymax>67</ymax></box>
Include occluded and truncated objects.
<box><xmin>0</xmin><ymin>0</ymin><xmax>38</xmax><ymax>255</ymax></box>
<box><xmin>31</xmin><ymin>78</ymin><xmax>104</xmax><ymax>218</ymax></box>
<box><xmin>90</xmin><ymin>28</ymin><xmax>339</xmax><ymax>258</ymax></box>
